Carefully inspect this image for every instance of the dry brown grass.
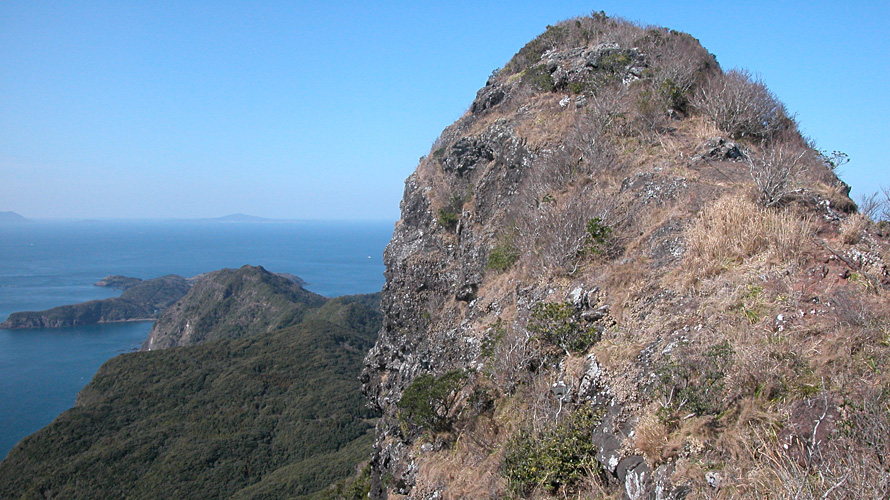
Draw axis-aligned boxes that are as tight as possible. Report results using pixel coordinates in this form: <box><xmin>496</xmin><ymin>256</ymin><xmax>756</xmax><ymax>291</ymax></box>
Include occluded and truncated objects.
<box><xmin>683</xmin><ymin>195</ymin><xmax>813</xmax><ymax>284</ymax></box>
<box><xmin>592</xmin><ymin>338</ymin><xmax>646</xmax><ymax>375</ymax></box>
<box><xmin>839</xmin><ymin>213</ymin><xmax>869</xmax><ymax>245</ymax></box>
<box><xmin>413</xmin><ymin>416</ymin><xmax>508</xmax><ymax>500</ymax></box>
<box><xmin>633</xmin><ymin>408</ymin><xmax>671</xmax><ymax>463</ymax></box>
<box><xmin>688</xmin><ymin>115</ymin><xmax>724</xmax><ymax>144</ymax></box>
<box><xmin>735</xmin><ymin>419</ymin><xmax>890</xmax><ymax>499</ymax></box>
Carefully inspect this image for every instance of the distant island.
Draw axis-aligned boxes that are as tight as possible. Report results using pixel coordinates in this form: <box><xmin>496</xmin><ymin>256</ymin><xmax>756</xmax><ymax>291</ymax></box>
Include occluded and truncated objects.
<box><xmin>0</xmin><ymin>211</ymin><xmax>29</xmax><ymax>223</ymax></box>
<box><xmin>203</xmin><ymin>213</ymin><xmax>274</xmax><ymax>223</ymax></box>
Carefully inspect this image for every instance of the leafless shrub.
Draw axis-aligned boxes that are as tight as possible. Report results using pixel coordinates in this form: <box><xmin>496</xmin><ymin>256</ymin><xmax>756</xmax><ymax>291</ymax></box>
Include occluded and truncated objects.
<box><xmin>588</xmin><ymin>86</ymin><xmax>633</xmax><ymax>136</ymax></box>
<box><xmin>694</xmin><ymin>69</ymin><xmax>791</xmax><ymax>141</ymax></box>
<box><xmin>847</xmin><ymin>385</ymin><xmax>890</xmax><ymax>466</ymax></box>
<box><xmin>565</xmin><ymin>114</ymin><xmax>619</xmax><ymax>178</ymax></box>
<box><xmin>747</xmin><ymin>142</ymin><xmax>809</xmax><ymax>207</ymax></box>
<box><xmin>858</xmin><ymin>187</ymin><xmax>890</xmax><ymax>222</ymax></box>
<box><xmin>652</xmin><ymin>42</ymin><xmax>711</xmax><ymax>101</ymax></box>
<box><xmin>830</xmin><ymin>289</ymin><xmax>875</xmax><ymax>328</ymax></box>
<box><xmin>518</xmin><ymin>196</ymin><xmax>595</xmax><ymax>273</ymax></box>
<box><xmin>746</xmin><ymin>389</ymin><xmax>890</xmax><ymax>499</ymax></box>
<box><xmin>484</xmin><ymin>322</ymin><xmax>541</xmax><ymax>396</ymax></box>
<box><xmin>514</xmin><ymin>186</ymin><xmax>623</xmax><ymax>274</ymax></box>
<box><xmin>858</xmin><ymin>192</ymin><xmax>883</xmax><ymax>221</ymax></box>
<box><xmin>636</xmin><ymin>27</ymin><xmax>718</xmax><ymax>115</ymax></box>
<box><xmin>879</xmin><ymin>187</ymin><xmax>890</xmax><ymax>221</ymax></box>
<box><xmin>631</xmin><ymin>85</ymin><xmax>673</xmax><ymax>137</ymax></box>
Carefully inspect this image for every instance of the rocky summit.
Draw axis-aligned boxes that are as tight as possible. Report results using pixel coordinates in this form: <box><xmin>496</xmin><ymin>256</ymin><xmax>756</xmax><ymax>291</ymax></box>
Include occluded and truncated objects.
<box><xmin>361</xmin><ymin>13</ymin><xmax>889</xmax><ymax>500</ymax></box>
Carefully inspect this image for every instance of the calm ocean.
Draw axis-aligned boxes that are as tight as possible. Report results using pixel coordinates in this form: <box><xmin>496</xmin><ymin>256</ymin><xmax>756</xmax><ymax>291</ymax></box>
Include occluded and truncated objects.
<box><xmin>0</xmin><ymin>219</ymin><xmax>392</xmax><ymax>459</ymax></box>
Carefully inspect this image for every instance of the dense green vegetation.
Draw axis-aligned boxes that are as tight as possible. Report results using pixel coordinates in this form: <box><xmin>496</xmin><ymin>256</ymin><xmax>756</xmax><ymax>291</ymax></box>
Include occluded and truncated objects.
<box><xmin>0</xmin><ymin>292</ymin><xmax>382</xmax><ymax>499</ymax></box>
<box><xmin>397</xmin><ymin>370</ymin><xmax>467</xmax><ymax>434</ymax></box>
<box><xmin>486</xmin><ymin>238</ymin><xmax>519</xmax><ymax>273</ymax></box>
<box><xmin>504</xmin><ymin>406</ymin><xmax>604</xmax><ymax>496</ymax></box>
<box><xmin>528</xmin><ymin>302</ymin><xmax>600</xmax><ymax>354</ymax></box>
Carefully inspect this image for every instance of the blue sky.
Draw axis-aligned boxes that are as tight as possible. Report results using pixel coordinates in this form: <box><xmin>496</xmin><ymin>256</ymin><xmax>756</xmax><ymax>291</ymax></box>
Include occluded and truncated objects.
<box><xmin>1</xmin><ymin>1</ymin><xmax>887</xmax><ymax>220</ymax></box>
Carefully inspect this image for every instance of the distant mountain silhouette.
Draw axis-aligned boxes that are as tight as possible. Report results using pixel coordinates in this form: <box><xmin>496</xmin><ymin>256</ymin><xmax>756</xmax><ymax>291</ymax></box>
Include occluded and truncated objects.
<box><xmin>0</xmin><ymin>211</ymin><xmax>29</xmax><ymax>223</ymax></box>
<box><xmin>207</xmin><ymin>213</ymin><xmax>274</xmax><ymax>222</ymax></box>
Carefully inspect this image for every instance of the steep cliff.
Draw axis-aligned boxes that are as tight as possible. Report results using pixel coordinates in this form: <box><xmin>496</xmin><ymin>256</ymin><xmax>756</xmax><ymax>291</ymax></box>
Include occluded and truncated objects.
<box><xmin>362</xmin><ymin>14</ymin><xmax>889</xmax><ymax>499</ymax></box>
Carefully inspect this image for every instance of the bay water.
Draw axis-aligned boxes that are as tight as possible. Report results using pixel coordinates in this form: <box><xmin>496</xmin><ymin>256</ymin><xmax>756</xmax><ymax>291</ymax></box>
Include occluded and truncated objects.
<box><xmin>0</xmin><ymin>219</ymin><xmax>392</xmax><ymax>459</ymax></box>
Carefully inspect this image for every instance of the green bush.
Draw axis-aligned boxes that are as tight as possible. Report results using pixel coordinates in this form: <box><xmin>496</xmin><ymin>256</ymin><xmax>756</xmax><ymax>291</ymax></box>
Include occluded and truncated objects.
<box><xmin>597</xmin><ymin>51</ymin><xmax>632</xmax><ymax>72</ymax></box>
<box><xmin>521</xmin><ymin>64</ymin><xmax>555</xmax><ymax>92</ymax></box>
<box><xmin>503</xmin><ymin>406</ymin><xmax>603</xmax><ymax>495</ymax></box>
<box><xmin>397</xmin><ymin>370</ymin><xmax>467</xmax><ymax>433</ymax></box>
<box><xmin>528</xmin><ymin>302</ymin><xmax>599</xmax><ymax>353</ymax></box>
<box><xmin>660</xmin><ymin>78</ymin><xmax>687</xmax><ymax>112</ymax></box>
<box><xmin>437</xmin><ymin>193</ymin><xmax>465</xmax><ymax>231</ymax></box>
<box><xmin>585</xmin><ymin>217</ymin><xmax>612</xmax><ymax>255</ymax></box>
<box><xmin>309</xmin><ymin>464</ymin><xmax>371</xmax><ymax>500</ymax></box>
<box><xmin>654</xmin><ymin>340</ymin><xmax>735</xmax><ymax>418</ymax></box>
<box><xmin>487</xmin><ymin>240</ymin><xmax>519</xmax><ymax>273</ymax></box>
<box><xmin>437</xmin><ymin>209</ymin><xmax>460</xmax><ymax>230</ymax></box>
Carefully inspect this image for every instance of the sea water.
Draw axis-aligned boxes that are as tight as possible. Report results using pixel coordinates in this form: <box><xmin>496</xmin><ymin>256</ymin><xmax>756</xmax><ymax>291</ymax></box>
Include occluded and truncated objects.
<box><xmin>0</xmin><ymin>219</ymin><xmax>392</xmax><ymax>459</ymax></box>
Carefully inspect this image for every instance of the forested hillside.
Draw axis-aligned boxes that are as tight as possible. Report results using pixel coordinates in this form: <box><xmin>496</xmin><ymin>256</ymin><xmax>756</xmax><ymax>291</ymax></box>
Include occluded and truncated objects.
<box><xmin>0</xmin><ymin>280</ymin><xmax>381</xmax><ymax>499</ymax></box>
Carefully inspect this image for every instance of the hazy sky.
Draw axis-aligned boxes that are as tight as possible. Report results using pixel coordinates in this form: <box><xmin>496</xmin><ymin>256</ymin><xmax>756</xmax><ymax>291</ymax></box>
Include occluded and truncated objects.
<box><xmin>2</xmin><ymin>1</ymin><xmax>887</xmax><ymax>220</ymax></box>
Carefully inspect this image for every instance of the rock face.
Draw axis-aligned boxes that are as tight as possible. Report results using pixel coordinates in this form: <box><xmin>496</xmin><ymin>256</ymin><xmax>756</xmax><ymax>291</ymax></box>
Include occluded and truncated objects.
<box><xmin>362</xmin><ymin>14</ymin><xmax>885</xmax><ymax>500</ymax></box>
<box><xmin>1</xmin><ymin>275</ymin><xmax>190</xmax><ymax>329</ymax></box>
<box><xmin>142</xmin><ymin>265</ymin><xmax>324</xmax><ymax>350</ymax></box>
